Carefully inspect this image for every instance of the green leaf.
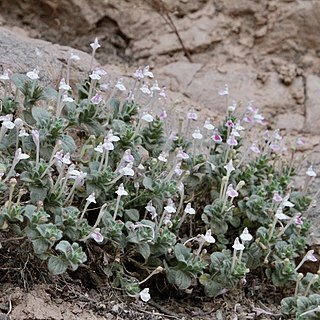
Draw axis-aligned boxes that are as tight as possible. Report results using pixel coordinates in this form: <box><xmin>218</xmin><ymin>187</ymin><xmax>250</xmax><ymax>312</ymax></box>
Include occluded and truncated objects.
<box><xmin>30</xmin><ymin>187</ymin><xmax>48</xmax><ymax>203</ymax></box>
<box><xmin>210</xmin><ymin>252</ymin><xmax>229</xmax><ymax>271</ymax></box>
<box><xmin>83</xmin><ymin>122</ymin><xmax>104</xmax><ymax>135</ymax></box>
<box><xmin>200</xmin><ymin>275</ymin><xmax>224</xmax><ymax>297</ymax></box>
<box><xmin>23</xmin><ymin>110</ymin><xmax>36</xmax><ymax>125</ymax></box>
<box><xmin>31</xmin><ymin>106</ymin><xmax>51</xmax><ymax>123</ymax></box>
<box><xmin>55</xmin><ymin>240</ymin><xmax>72</xmax><ymax>255</ymax></box>
<box><xmin>124</xmin><ymin>209</ymin><xmax>139</xmax><ymax>222</ymax></box>
<box><xmin>281</xmin><ymin>296</ymin><xmax>297</xmax><ymax>316</ymax></box>
<box><xmin>136</xmin><ymin>242</ymin><xmax>150</xmax><ymax>260</ymax></box>
<box><xmin>48</xmin><ymin>255</ymin><xmax>69</xmax><ymax>275</ymax></box>
<box><xmin>41</xmin><ymin>86</ymin><xmax>58</xmax><ymax>101</ymax></box>
<box><xmin>143</xmin><ymin>176</ymin><xmax>154</xmax><ymax>191</ymax></box>
<box><xmin>12</xmin><ymin>73</ymin><xmax>28</xmax><ymax>90</ymax></box>
<box><xmin>245</xmin><ymin>243</ymin><xmax>263</xmax><ymax>270</ymax></box>
<box><xmin>174</xmin><ymin>243</ymin><xmax>191</xmax><ymax>262</ymax></box>
<box><xmin>32</xmin><ymin>238</ymin><xmax>49</xmax><ymax>255</ymax></box>
<box><xmin>59</xmin><ymin>134</ymin><xmax>76</xmax><ymax>153</ymax></box>
<box><xmin>167</xmin><ymin>269</ymin><xmax>191</xmax><ymax>290</ymax></box>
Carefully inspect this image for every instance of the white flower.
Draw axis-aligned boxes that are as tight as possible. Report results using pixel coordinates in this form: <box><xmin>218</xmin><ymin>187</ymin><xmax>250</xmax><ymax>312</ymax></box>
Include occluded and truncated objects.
<box><xmin>69</xmin><ymin>52</ymin><xmax>80</xmax><ymax>61</ymax></box>
<box><xmin>89</xmin><ymin>228</ymin><xmax>104</xmax><ymax>243</ymax></box>
<box><xmin>140</xmin><ymin>84</ymin><xmax>151</xmax><ymax>95</ymax></box>
<box><xmin>106</xmin><ymin>130</ymin><xmax>120</xmax><ymax>142</ymax></box>
<box><xmin>90</xmin><ymin>37</ymin><xmax>101</xmax><ymax>51</ymax></box>
<box><xmin>234</xmin><ymin>120</ymin><xmax>244</xmax><ymax>131</ymax></box>
<box><xmin>115</xmin><ymin>78</ymin><xmax>126</xmax><ymax>91</ymax></box>
<box><xmin>139</xmin><ymin>288</ymin><xmax>151</xmax><ymax>302</ymax></box>
<box><xmin>201</xmin><ymin>230</ymin><xmax>216</xmax><ymax>244</ymax></box>
<box><xmin>120</xmin><ymin>163</ymin><xmax>135</xmax><ymax>176</ymax></box>
<box><xmin>232</xmin><ymin>237</ymin><xmax>244</xmax><ymax>251</ymax></box>
<box><xmin>14</xmin><ymin>148</ymin><xmax>30</xmax><ymax>161</ymax></box>
<box><xmin>89</xmin><ymin>72</ymin><xmax>101</xmax><ymax>81</ymax></box>
<box><xmin>94</xmin><ymin>143</ymin><xmax>104</xmax><ymax>153</ymax></box>
<box><xmin>143</xmin><ymin>66</ymin><xmax>154</xmax><ymax>78</ymax></box>
<box><xmin>151</xmin><ymin>81</ymin><xmax>160</xmax><ymax>91</ymax></box>
<box><xmin>184</xmin><ymin>203</ymin><xmax>195</xmax><ymax>215</ymax></box>
<box><xmin>134</xmin><ymin>67</ymin><xmax>144</xmax><ymax>79</ymax></box>
<box><xmin>145</xmin><ymin>201</ymin><xmax>155</xmax><ymax>212</ymax></box>
<box><xmin>26</xmin><ymin>69</ymin><xmax>39</xmax><ymax>80</ymax></box>
<box><xmin>162</xmin><ymin>212</ymin><xmax>172</xmax><ymax>226</ymax></box>
<box><xmin>69</xmin><ymin>170</ymin><xmax>87</xmax><ymax>185</ymax></box>
<box><xmin>159</xmin><ymin>87</ymin><xmax>166</xmax><ymax>98</ymax></box>
<box><xmin>141</xmin><ymin>113</ymin><xmax>154</xmax><ymax>122</ymax></box>
<box><xmin>86</xmin><ymin>193</ymin><xmax>96</xmax><ymax>204</ymax></box>
<box><xmin>115</xmin><ymin>183</ymin><xmax>128</xmax><ymax>196</ymax></box>
<box><xmin>0</xmin><ymin>70</ymin><xmax>10</xmax><ymax>81</ymax></box>
<box><xmin>192</xmin><ymin>128</ymin><xmax>203</xmax><ymax>140</ymax></box>
<box><xmin>19</xmin><ymin>129</ymin><xmax>29</xmax><ymax>137</ymax></box>
<box><xmin>157</xmin><ymin>153</ymin><xmax>167</xmax><ymax>162</ymax></box>
<box><xmin>204</xmin><ymin>118</ymin><xmax>215</xmax><ymax>130</ymax></box>
<box><xmin>306</xmin><ymin>165</ymin><xmax>317</xmax><ymax>177</ymax></box>
<box><xmin>228</xmin><ymin>101</ymin><xmax>237</xmax><ymax>112</ymax></box>
<box><xmin>62</xmin><ymin>94</ymin><xmax>74</xmax><ymax>103</ymax></box>
<box><xmin>281</xmin><ymin>194</ymin><xmax>295</xmax><ymax>208</ymax></box>
<box><xmin>92</xmin><ymin>68</ymin><xmax>107</xmax><ymax>76</ymax></box>
<box><xmin>59</xmin><ymin>78</ymin><xmax>71</xmax><ymax>91</ymax></box>
<box><xmin>240</xmin><ymin>227</ymin><xmax>253</xmax><ymax>242</ymax></box>
<box><xmin>14</xmin><ymin>118</ymin><xmax>23</xmax><ymax>129</ymax></box>
<box><xmin>61</xmin><ymin>152</ymin><xmax>71</xmax><ymax>165</ymax></box>
<box><xmin>2</xmin><ymin>119</ymin><xmax>15</xmax><ymax>129</ymax></box>
<box><xmin>164</xmin><ymin>199</ymin><xmax>176</xmax><ymax>213</ymax></box>
<box><xmin>224</xmin><ymin>160</ymin><xmax>235</xmax><ymax>177</ymax></box>
<box><xmin>145</xmin><ymin>201</ymin><xmax>157</xmax><ymax>220</ymax></box>
<box><xmin>275</xmin><ymin>208</ymin><xmax>290</xmax><ymax>220</ymax></box>
<box><xmin>218</xmin><ymin>84</ymin><xmax>229</xmax><ymax>96</ymax></box>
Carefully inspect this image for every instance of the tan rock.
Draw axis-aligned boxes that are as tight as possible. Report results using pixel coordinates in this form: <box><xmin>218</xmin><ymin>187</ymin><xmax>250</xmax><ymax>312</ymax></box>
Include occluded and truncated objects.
<box><xmin>275</xmin><ymin>113</ymin><xmax>305</xmax><ymax>131</ymax></box>
<box><xmin>305</xmin><ymin>75</ymin><xmax>320</xmax><ymax>134</ymax></box>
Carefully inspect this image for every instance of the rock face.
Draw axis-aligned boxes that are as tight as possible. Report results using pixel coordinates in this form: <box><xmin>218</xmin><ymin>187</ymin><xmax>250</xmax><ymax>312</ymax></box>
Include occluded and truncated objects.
<box><xmin>0</xmin><ymin>27</ymin><xmax>92</xmax><ymax>85</ymax></box>
<box><xmin>1</xmin><ymin>0</ymin><xmax>320</xmax><ymax>134</ymax></box>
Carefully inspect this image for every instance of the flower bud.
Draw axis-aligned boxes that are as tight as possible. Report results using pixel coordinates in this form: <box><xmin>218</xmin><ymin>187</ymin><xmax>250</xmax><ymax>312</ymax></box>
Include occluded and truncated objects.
<box><xmin>9</xmin><ymin>178</ymin><xmax>17</xmax><ymax>187</ymax></box>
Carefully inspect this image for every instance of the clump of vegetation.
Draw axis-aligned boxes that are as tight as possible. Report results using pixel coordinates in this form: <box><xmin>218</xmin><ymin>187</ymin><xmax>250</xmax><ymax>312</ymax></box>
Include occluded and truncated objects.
<box><xmin>0</xmin><ymin>38</ymin><xmax>319</xmax><ymax>319</ymax></box>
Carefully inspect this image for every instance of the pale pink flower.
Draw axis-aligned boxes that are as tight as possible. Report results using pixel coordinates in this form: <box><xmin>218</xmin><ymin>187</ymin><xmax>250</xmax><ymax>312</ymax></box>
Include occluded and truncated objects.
<box><xmin>159</xmin><ymin>109</ymin><xmax>167</xmax><ymax>120</ymax></box>
<box><xmin>187</xmin><ymin>108</ymin><xmax>198</xmax><ymax>120</ymax></box>
<box><xmin>273</xmin><ymin>192</ymin><xmax>283</xmax><ymax>203</ymax></box>
<box><xmin>90</xmin><ymin>228</ymin><xmax>104</xmax><ymax>243</ymax></box>
<box><xmin>226</xmin><ymin>134</ymin><xmax>238</xmax><ymax>146</ymax></box>
<box><xmin>91</xmin><ymin>94</ymin><xmax>103</xmax><ymax>105</ymax></box>
<box><xmin>250</xmin><ymin>144</ymin><xmax>260</xmax><ymax>154</ymax></box>
<box><xmin>226</xmin><ymin>184</ymin><xmax>238</xmax><ymax>198</ymax></box>
<box><xmin>225</xmin><ymin>120</ymin><xmax>234</xmax><ymax>128</ymax></box>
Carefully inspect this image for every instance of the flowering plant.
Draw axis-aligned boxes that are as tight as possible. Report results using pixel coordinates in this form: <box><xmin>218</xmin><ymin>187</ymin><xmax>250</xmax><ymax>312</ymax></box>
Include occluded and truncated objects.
<box><xmin>0</xmin><ymin>38</ymin><xmax>318</xmax><ymax>316</ymax></box>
